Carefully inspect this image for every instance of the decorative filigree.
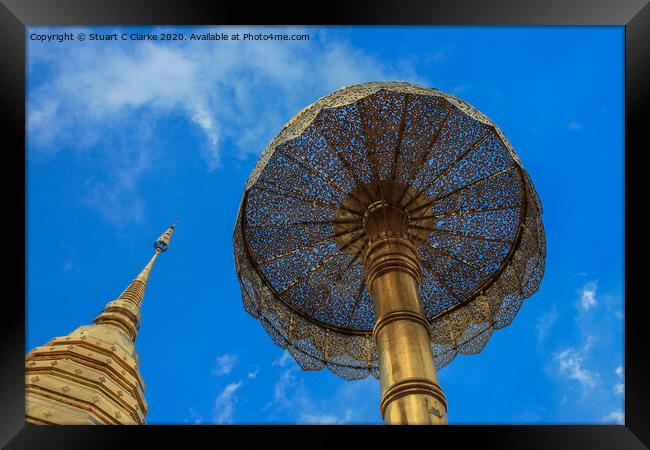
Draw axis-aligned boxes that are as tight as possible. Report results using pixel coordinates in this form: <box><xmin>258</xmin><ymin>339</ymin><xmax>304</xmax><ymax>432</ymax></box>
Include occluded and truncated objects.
<box><xmin>234</xmin><ymin>82</ymin><xmax>545</xmax><ymax>380</ymax></box>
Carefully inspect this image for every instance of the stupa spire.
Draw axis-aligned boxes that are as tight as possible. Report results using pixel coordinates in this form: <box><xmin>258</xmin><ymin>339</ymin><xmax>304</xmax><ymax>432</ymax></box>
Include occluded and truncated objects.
<box><xmin>93</xmin><ymin>222</ymin><xmax>175</xmax><ymax>341</ymax></box>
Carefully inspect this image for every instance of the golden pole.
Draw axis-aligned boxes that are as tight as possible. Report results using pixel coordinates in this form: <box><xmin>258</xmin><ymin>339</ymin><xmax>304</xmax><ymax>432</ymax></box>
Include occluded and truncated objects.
<box><xmin>363</xmin><ymin>201</ymin><xmax>447</xmax><ymax>425</ymax></box>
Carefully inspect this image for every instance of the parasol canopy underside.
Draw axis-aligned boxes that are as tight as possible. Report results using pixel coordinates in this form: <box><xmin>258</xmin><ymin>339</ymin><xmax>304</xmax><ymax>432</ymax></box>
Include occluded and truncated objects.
<box><xmin>234</xmin><ymin>82</ymin><xmax>545</xmax><ymax>380</ymax></box>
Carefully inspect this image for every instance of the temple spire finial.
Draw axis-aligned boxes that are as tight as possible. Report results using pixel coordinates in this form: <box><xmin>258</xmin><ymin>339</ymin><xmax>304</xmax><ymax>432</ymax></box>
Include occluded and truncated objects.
<box><xmin>93</xmin><ymin>222</ymin><xmax>176</xmax><ymax>341</ymax></box>
<box><xmin>154</xmin><ymin>219</ymin><xmax>177</xmax><ymax>253</ymax></box>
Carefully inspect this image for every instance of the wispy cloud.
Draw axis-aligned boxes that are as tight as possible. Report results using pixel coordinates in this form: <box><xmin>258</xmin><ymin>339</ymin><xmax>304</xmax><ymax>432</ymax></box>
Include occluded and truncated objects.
<box><xmin>193</xmin><ymin>349</ymin><xmax>379</xmax><ymax>424</ymax></box>
<box><xmin>209</xmin><ymin>356</ymin><xmax>258</xmax><ymax>423</ymax></box>
<box><xmin>567</xmin><ymin>121</ymin><xmax>583</xmax><ymax>131</ymax></box>
<box><xmin>83</xmin><ymin>148</ymin><xmax>151</xmax><ymax>225</ymax></box>
<box><xmin>28</xmin><ymin>26</ymin><xmax>423</xmax><ymax>226</ymax></box>
<box><xmin>59</xmin><ymin>240</ymin><xmax>78</xmax><ymax>272</ymax></box>
<box><xmin>213</xmin><ymin>381</ymin><xmax>243</xmax><ymax>424</ymax></box>
<box><xmin>299</xmin><ymin>409</ymin><xmax>354</xmax><ymax>425</ymax></box>
<box><xmin>189</xmin><ymin>101</ymin><xmax>221</xmax><ymax>170</ymax></box>
<box><xmin>613</xmin><ymin>366</ymin><xmax>624</xmax><ymax>395</ymax></box>
<box><xmin>185</xmin><ymin>407</ymin><xmax>203</xmax><ymax>425</ymax></box>
<box><xmin>27</xmin><ymin>28</ymin><xmax>419</xmax><ymax>187</ymax></box>
<box><xmin>273</xmin><ymin>367</ymin><xmax>300</xmax><ymax>407</ymax></box>
<box><xmin>272</xmin><ymin>350</ymin><xmax>293</xmax><ymax>368</ymax></box>
<box><xmin>212</xmin><ymin>354</ymin><xmax>239</xmax><ymax>376</ymax></box>
<box><xmin>427</xmin><ymin>49</ymin><xmax>449</xmax><ymax>63</ymax></box>
<box><xmin>299</xmin><ymin>414</ymin><xmax>341</xmax><ymax>424</ymax></box>
<box><xmin>451</xmin><ymin>84</ymin><xmax>471</xmax><ymax>95</ymax></box>
<box><xmin>247</xmin><ymin>367</ymin><xmax>260</xmax><ymax>380</ymax></box>
<box><xmin>542</xmin><ymin>275</ymin><xmax>624</xmax><ymax>424</ymax></box>
<box><xmin>579</xmin><ymin>281</ymin><xmax>598</xmax><ymax>311</ymax></box>
<box><xmin>553</xmin><ymin>336</ymin><xmax>598</xmax><ymax>391</ymax></box>
<box><xmin>536</xmin><ymin>305</ymin><xmax>558</xmax><ymax>343</ymax></box>
<box><xmin>601</xmin><ymin>409</ymin><xmax>624</xmax><ymax>424</ymax></box>
<box><xmin>264</xmin><ymin>358</ymin><xmax>380</xmax><ymax>424</ymax></box>
<box><xmin>513</xmin><ymin>405</ymin><xmax>546</xmax><ymax>423</ymax></box>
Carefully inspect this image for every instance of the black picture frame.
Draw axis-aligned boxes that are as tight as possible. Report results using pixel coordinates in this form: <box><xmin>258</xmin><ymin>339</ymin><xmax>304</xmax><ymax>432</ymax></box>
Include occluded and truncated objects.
<box><xmin>1</xmin><ymin>1</ymin><xmax>647</xmax><ymax>448</ymax></box>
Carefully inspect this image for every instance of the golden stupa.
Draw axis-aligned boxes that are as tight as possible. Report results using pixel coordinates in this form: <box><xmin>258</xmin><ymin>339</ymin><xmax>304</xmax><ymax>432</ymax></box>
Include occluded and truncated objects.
<box><xmin>24</xmin><ymin>223</ymin><xmax>175</xmax><ymax>424</ymax></box>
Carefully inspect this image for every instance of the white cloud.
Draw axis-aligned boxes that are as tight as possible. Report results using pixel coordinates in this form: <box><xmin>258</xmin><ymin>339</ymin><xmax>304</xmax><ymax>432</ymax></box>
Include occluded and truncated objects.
<box><xmin>272</xmin><ymin>350</ymin><xmax>294</xmax><ymax>368</ymax></box>
<box><xmin>83</xmin><ymin>148</ymin><xmax>151</xmax><ymax>225</ymax></box>
<box><xmin>543</xmin><ymin>277</ymin><xmax>623</xmax><ymax>423</ymax></box>
<box><xmin>553</xmin><ymin>336</ymin><xmax>598</xmax><ymax>390</ymax></box>
<box><xmin>85</xmin><ymin>179</ymin><xmax>145</xmax><ymax>225</ymax></box>
<box><xmin>614</xmin><ymin>366</ymin><xmax>624</xmax><ymax>395</ymax></box>
<box><xmin>264</xmin><ymin>364</ymin><xmax>379</xmax><ymax>424</ymax></box>
<box><xmin>212</xmin><ymin>354</ymin><xmax>239</xmax><ymax>376</ymax></box>
<box><xmin>451</xmin><ymin>84</ymin><xmax>471</xmax><ymax>95</ymax></box>
<box><xmin>428</xmin><ymin>49</ymin><xmax>449</xmax><ymax>63</ymax></box>
<box><xmin>208</xmin><ymin>357</ymin><xmax>258</xmax><ymax>424</ymax></box>
<box><xmin>567</xmin><ymin>121</ymin><xmax>583</xmax><ymax>131</ymax></box>
<box><xmin>247</xmin><ymin>367</ymin><xmax>260</xmax><ymax>380</ymax></box>
<box><xmin>213</xmin><ymin>381</ymin><xmax>242</xmax><ymax>424</ymax></box>
<box><xmin>28</xmin><ymin>26</ymin><xmax>422</xmax><ymax>226</ymax></box>
<box><xmin>29</xmin><ymin>42</ymin><xmax>196</xmax><ymax>151</ymax></box>
<box><xmin>579</xmin><ymin>281</ymin><xmax>598</xmax><ymax>311</ymax></box>
<box><xmin>535</xmin><ymin>305</ymin><xmax>558</xmax><ymax>342</ymax></box>
<box><xmin>185</xmin><ymin>407</ymin><xmax>203</xmax><ymax>425</ymax></box>
<box><xmin>189</xmin><ymin>101</ymin><xmax>221</xmax><ymax>171</ymax></box>
<box><xmin>513</xmin><ymin>406</ymin><xmax>545</xmax><ymax>423</ymax></box>
<box><xmin>29</xmin><ymin>26</ymin><xmax>417</xmax><ymax>165</ymax></box>
<box><xmin>59</xmin><ymin>240</ymin><xmax>78</xmax><ymax>272</ymax></box>
<box><xmin>601</xmin><ymin>409</ymin><xmax>624</xmax><ymax>424</ymax></box>
<box><xmin>299</xmin><ymin>409</ymin><xmax>355</xmax><ymax>425</ymax></box>
<box><xmin>273</xmin><ymin>367</ymin><xmax>299</xmax><ymax>406</ymax></box>
<box><xmin>299</xmin><ymin>414</ymin><xmax>340</xmax><ymax>424</ymax></box>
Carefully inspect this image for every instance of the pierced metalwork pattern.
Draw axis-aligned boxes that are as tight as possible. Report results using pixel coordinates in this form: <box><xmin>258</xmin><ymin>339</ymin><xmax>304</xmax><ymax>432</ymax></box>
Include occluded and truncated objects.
<box><xmin>233</xmin><ymin>82</ymin><xmax>545</xmax><ymax>380</ymax></box>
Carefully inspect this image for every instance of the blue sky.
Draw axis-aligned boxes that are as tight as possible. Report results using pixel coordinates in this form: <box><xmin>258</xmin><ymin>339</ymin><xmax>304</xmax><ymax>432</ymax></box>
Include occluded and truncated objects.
<box><xmin>26</xmin><ymin>26</ymin><xmax>624</xmax><ymax>424</ymax></box>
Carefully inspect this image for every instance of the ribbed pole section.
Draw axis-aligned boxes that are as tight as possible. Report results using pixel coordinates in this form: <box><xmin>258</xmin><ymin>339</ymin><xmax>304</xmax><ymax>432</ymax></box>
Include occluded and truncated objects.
<box><xmin>363</xmin><ymin>203</ymin><xmax>447</xmax><ymax>425</ymax></box>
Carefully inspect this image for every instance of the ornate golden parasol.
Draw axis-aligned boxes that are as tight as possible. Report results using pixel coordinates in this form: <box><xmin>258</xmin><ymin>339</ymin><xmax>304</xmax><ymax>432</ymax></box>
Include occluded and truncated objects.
<box><xmin>233</xmin><ymin>81</ymin><xmax>545</xmax><ymax>424</ymax></box>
